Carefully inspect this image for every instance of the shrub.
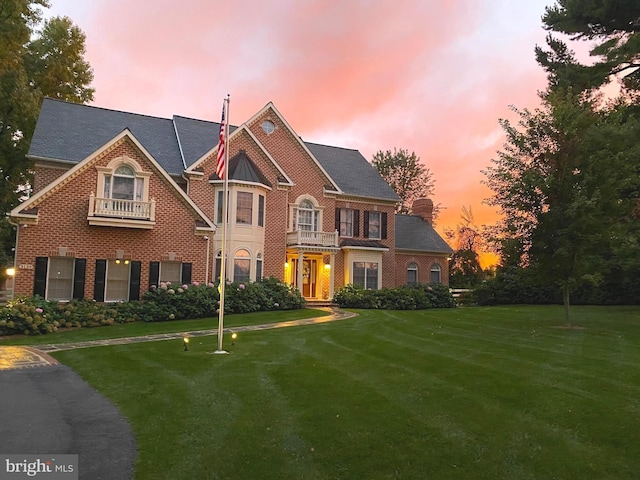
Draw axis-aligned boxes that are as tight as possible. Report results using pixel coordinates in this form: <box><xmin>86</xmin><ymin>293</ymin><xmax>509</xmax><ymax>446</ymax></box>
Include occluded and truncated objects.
<box><xmin>334</xmin><ymin>283</ymin><xmax>454</xmax><ymax>310</ymax></box>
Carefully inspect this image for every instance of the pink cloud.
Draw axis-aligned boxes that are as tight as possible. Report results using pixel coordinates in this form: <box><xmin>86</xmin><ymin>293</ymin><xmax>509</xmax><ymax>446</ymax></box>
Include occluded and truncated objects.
<box><xmin>48</xmin><ymin>0</ymin><xmax>552</xmax><ymax>254</ymax></box>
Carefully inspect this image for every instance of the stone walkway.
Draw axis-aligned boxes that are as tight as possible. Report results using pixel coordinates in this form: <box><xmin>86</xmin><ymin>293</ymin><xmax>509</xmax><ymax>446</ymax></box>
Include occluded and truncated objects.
<box><xmin>0</xmin><ymin>308</ymin><xmax>356</xmax><ymax>369</ymax></box>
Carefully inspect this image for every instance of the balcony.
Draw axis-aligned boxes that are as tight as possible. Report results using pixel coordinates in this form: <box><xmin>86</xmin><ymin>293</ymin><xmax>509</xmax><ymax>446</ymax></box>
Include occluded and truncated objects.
<box><xmin>88</xmin><ymin>193</ymin><xmax>156</xmax><ymax>229</ymax></box>
<box><xmin>286</xmin><ymin>229</ymin><xmax>338</xmax><ymax>248</ymax></box>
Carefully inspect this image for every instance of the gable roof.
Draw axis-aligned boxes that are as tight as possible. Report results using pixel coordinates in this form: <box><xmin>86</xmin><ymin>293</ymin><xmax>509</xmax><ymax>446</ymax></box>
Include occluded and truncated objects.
<box><xmin>395</xmin><ymin>215</ymin><xmax>453</xmax><ymax>254</ymax></box>
<box><xmin>29</xmin><ymin>98</ymin><xmax>400</xmax><ymax>203</ymax></box>
<box><xmin>14</xmin><ymin>128</ymin><xmax>215</xmax><ymax>231</ymax></box>
<box><xmin>306</xmin><ymin>142</ymin><xmax>400</xmax><ymax>201</ymax></box>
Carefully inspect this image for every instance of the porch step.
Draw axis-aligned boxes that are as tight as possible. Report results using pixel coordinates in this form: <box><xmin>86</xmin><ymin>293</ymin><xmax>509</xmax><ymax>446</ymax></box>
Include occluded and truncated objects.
<box><xmin>305</xmin><ymin>300</ymin><xmax>338</xmax><ymax>308</ymax></box>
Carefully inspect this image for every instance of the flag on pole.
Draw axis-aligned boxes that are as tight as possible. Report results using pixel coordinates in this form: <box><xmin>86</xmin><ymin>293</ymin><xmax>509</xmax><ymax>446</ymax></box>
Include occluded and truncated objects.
<box><xmin>216</xmin><ymin>103</ymin><xmax>226</xmax><ymax>179</ymax></box>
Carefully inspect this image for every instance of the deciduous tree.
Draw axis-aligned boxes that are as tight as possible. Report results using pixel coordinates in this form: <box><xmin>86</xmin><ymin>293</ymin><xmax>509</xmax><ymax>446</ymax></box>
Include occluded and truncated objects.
<box><xmin>0</xmin><ymin>1</ymin><xmax>94</xmax><ymax>278</ymax></box>
<box><xmin>371</xmin><ymin>148</ymin><xmax>437</xmax><ymax>216</ymax></box>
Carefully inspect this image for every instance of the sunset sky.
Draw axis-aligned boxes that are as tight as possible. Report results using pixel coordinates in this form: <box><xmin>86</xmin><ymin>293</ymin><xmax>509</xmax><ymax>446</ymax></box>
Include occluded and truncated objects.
<box><xmin>45</xmin><ymin>0</ymin><xmax>558</xmax><ymax>265</ymax></box>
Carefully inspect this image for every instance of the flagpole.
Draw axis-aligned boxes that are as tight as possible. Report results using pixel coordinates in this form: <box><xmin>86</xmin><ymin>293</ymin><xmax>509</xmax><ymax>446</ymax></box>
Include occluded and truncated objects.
<box><xmin>215</xmin><ymin>94</ymin><xmax>230</xmax><ymax>354</ymax></box>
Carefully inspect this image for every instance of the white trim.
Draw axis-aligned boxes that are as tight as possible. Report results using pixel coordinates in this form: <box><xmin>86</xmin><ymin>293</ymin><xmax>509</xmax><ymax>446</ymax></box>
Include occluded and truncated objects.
<box><xmin>11</xmin><ymin>129</ymin><xmax>215</xmax><ymax>232</ymax></box>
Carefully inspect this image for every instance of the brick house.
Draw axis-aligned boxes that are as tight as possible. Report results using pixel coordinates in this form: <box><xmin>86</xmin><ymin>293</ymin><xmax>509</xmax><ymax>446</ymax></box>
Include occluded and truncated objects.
<box><xmin>8</xmin><ymin>98</ymin><xmax>452</xmax><ymax>302</ymax></box>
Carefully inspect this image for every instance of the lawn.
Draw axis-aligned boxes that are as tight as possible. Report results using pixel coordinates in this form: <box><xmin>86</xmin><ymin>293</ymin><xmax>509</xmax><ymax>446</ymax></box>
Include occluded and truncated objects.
<box><xmin>0</xmin><ymin>308</ymin><xmax>330</xmax><ymax>346</ymax></box>
<box><xmin>51</xmin><ymin>305</ymin><xmax>640</xmax><ymax>480</ymax></box>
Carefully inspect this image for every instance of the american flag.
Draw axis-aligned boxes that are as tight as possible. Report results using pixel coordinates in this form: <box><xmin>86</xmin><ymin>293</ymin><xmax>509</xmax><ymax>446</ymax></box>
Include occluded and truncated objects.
<box><xmin>216</xmin><ymin>103</ymin><xmax>226</xmax><ymax>179</ymax></box>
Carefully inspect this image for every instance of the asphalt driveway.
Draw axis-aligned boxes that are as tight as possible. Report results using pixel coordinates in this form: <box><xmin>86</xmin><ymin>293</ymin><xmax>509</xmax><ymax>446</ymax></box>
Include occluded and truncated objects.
<box><xmin>0</xmin><ymin>361</ymin><xmax>136</xmax><ymax>480</ymax></box>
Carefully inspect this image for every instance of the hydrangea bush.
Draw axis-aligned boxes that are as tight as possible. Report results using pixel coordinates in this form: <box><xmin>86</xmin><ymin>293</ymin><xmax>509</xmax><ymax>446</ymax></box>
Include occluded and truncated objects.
<box><xmin>0</xmin><ymin>277</ymin><xmax>305</xmax><ymax>336</ymax></box>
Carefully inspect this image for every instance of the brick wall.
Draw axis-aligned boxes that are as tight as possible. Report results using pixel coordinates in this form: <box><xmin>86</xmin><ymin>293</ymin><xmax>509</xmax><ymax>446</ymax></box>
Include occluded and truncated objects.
<box><xmin>14</xmin><ymin>136</ymin><xmax>210</xmax><ymax>298</ymax></box>
<box><xmin>395</xmin><ymin>253</ymin><xmax>450</xmax><ymax>286</ymax></box>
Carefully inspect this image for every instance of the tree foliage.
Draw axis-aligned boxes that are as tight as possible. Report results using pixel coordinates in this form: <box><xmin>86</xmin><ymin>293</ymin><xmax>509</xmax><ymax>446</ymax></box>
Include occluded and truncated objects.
<box><xmin>445</xmin><ymin>206</ymin><xmax>485</xmax><ymax>288</ymax></box>
<box><xmin>371</xmin><ymin>148</ymin><xmax>437</xmax><ymax>216</ymax></box>
<box><xmin>535</xmin><ymin>0</ymin><xmax>640</xmax><ymax>93</ymax></box>
<box><xmin>483</xmin><ymin>89</ymin><xmax>640</xmax><ymax>323</ymax></box>
<box><xmin>0</xmin><ymin>1</ymin><xmax>94</xmax><ymax>276</ymax></box>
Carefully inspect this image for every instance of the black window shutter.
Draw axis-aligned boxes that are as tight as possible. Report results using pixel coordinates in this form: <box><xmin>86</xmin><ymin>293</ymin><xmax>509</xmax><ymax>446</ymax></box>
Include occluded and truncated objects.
<box><xmin>335</xmin><ymin>208</ymin><xmax>340</xmax><ymax>232</ymax></box>
<box><xmin>354</xmin><ymin>210</ymin><xmax>360</xmax><ymax>237</ymax></box>
<box><xmin>34</xmin><ymin>257</ymin><xmax>48</xmax><ymax>298</ymax></box>
<box><xmin>129</xmin><ymin>261</ymin><xmax>141</xmax><ymax>301</ymax></box>
<box><xmin>94</xmin><ymin>259</ymin><xmax>107</xmax><ymax>302</ymax></box>
<box><xmin>381</xmin><ymin>212</ymin><xmax>388</xmax><ymax>239</ymax></box>
<box><xmin>149</xmin><ymin>261</ymin><xmax>160</xmax><ymax>289</ymax></box>
<box><xmin>72</xmin><ymin>258</ymin><xmax>86</xmax><ymax>299</ymax></box>
<box><xmin>364</xmin><ymin>211</ymin><xmax>370</xmax><ymax>238</ymax></box>
<box><xmin>181</xmin><ymin>262</ymin><xmax>192</xmax><ymax>285</ymax></box>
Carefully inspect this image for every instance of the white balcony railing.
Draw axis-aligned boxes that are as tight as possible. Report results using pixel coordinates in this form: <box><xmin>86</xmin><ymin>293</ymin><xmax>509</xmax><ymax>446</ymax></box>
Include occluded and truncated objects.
<box><xmin>88</xmin><ymin>193</ymin><xmax>155</xmax><ymax>221</ymax></box>
<box><xmin>286</xmin><ymin>229</ymin><xmax>338</xmax><ymax>247</ymax></box>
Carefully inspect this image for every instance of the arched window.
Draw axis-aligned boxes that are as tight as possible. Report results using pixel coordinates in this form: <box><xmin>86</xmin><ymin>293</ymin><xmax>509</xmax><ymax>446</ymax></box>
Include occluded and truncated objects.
<box><xmin>234</xmin><ymin>249</ymin><xmax>251</xmax><ymax>283</ymax></box>
<box><xmin>296</xmin><ymin>199</ymin><xmax>319</xmax><ymax>231</ymax></box>
<box><xmin>407</xmin><ymin>262</ymin><xmax>418</xmax><ymax>286</ymax></box>
<box><xmin>104</xmin><ymin>164</ymin><xmax>143</xmax><ymax>201</ymax></box>
<box><xmin>430</xmin><ymin>263</ymin><xmax>441</xmax><ymax>283</ymax></box>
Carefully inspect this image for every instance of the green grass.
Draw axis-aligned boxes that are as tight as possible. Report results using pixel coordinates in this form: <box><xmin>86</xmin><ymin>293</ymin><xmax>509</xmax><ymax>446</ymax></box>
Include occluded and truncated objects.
<box><xmin>0</xmin><ymin>308</ymin><xmax>330</xmax><ymax>346</ymax></box>
<box><xmin>51</xmin><ymin>305</ymin><xmax>640</xmax><ymax>480</ymax></box>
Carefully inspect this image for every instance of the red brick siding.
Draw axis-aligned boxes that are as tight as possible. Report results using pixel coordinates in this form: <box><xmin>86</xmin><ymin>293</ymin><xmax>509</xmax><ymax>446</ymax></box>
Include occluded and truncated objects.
<box><xmin>395</xmin><ymin>253</ymin><xmax>450</xmax><ymax>286</ymax></box>
<box><xmin>13</xmin><ymin>137</ymin><xmax>210</xmax><ymax>298</ymax></box>
<box><xmin>33</xmin><ymin>165</ymin><xmax>70</xmax><ymax>194</ymax></box>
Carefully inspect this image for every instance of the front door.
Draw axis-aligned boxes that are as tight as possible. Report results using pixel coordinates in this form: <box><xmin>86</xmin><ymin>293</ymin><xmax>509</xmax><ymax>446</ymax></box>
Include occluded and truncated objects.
<box><xmin>302</xmin><ymin>259</ymin><xmax>316</xmax><ymax>298</ymax></box>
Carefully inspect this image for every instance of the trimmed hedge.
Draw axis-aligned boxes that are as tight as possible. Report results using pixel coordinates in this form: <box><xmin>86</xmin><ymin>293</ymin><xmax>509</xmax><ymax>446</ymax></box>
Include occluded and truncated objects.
<box><xmin>0</xmin><ymin>277</ymin><xmax>305</xmax><ymax>336</ymax></box>
<box><xmin>334</xmin><ymin>283</ymin><xmax>456</xmax><ymax>309</ymax></box>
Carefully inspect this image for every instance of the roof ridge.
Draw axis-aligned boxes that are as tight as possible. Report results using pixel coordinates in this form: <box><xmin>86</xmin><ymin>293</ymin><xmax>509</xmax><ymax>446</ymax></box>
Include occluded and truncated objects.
<box><xmin>305</xmin><ymin>140</ymin><xmax>359</xmax><ymax>152</ymax></box>
<box><xmin>43</xmin><ymin>97</ymin><xmax>173</xmax><ymax>122</ymax></box>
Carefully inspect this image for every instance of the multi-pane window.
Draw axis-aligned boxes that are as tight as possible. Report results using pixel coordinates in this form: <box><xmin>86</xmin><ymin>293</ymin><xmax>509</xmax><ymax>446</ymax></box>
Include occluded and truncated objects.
<box><xmin>339</xmin><ymin>208</ymin><xmax>354</xmax><ymax>237</ymax></box>
<box><xmin>160</xmin><ymin>261</ymin><xmax>182</xmax><ymax>285</ymax></box>
<box><xmin>367</xmin><ymin>212</ymin><xmax>381</xmax><ymax>240</ymax></box>
<box><xmin>105</xmin><ymin>259</ymin><xmax>130</xmax><ymax>302</ymax></box>
<box><xmin>236</xmin><ymin>192</ymin><xmax>253</xmax><ymax>225</ymax></box>
<box><xmin>353</xmin><ymin>261</ymin><xmax>379</xmax><ymax>290</ymax></box>
<box><xmin>47</xmin><ymin>257</ymin><xmax>74</xmax><ymax>301</ymax></box>
<box><xmin>430</xmin><ymin>264</ymin><xmax>441</xmax><ymax>283</ymax></box>
<box><xmin>297</xmin><ymin>200</ymin><xmax>319</xmax><ymax>231</ymax></box>
<box><xmin>104</xmin><ymin>165</ymin><xmax>143</xmax><ymax>201</ymax></box>
<box><xmin>407</xmin><ymin>262</ymin><xmax>418</xmax><ymax>286</ymax></box>
<box><xmin>234</xmin><ymin>249</ymin><xmax>251</xmax><ymax>283</ymax></box>
<box><xmin>258</xmin><ymin>195</ymin><xmax>265</xmax><ymax>227</ymax></box>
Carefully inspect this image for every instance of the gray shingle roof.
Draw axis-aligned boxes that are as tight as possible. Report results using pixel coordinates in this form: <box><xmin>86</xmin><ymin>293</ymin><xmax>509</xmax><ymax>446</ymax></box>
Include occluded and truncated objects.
<box><xmin>395</xmin><ymin>215</ymin><xmax>453</xmax><ymax>253</ymax></box>
<box><xmin>305</xmin><ymin>142</ymin><xmax>400</xmax><ymax>201</ymax></box>
<box><xmin>209</xmin><ymin>151</ymin><xmax>271</xmax><ymax>187</ymax></box>
<box><xmin>29</xmin><ymin>99</ymin><xmax>400</xmax><ymax>203</ymax></box>
<box><xmin>30</xmin><ymin>98</ymin><xmax>185</xmax><ymax>175</ymax></box>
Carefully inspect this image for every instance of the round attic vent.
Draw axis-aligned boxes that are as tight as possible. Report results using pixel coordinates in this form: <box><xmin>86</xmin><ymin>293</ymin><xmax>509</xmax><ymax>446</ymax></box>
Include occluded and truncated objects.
<box><xmin>261</xmin><ymin>120</ymin><xmax>275</xmax><ymax>134</ymax></box>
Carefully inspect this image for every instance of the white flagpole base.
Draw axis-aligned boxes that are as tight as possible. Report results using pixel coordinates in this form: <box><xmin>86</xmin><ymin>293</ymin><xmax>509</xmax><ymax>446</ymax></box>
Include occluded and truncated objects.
<box><xmin>210</xmin><ymin>350</ymin><xmax>229</xmax><ymax>355</ymax></box>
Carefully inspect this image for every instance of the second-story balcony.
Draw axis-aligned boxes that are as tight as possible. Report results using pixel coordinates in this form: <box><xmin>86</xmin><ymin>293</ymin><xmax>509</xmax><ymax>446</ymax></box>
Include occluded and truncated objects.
<box><xmin>286</xmin><ymin>229</ymin><xmax>338</xmax><ymax>248</ymax></box>
<box><xmin>87</xmin><ymin>193</ymin><xmax>156</xmax><ymax>229</ymax></box>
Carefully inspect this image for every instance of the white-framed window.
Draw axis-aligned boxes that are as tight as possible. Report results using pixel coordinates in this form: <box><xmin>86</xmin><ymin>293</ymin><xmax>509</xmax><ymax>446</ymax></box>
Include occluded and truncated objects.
<box><xmin>353</xmin><ymin>261</ymin><xmax>379</xmax><ymax>290</ymax></box>
<box><xmin>236</xmin><ymin>192</ymin><xmax>253</xmax><ymax>225</ymax></box>
<box><xmin>47</xmin><ymin>257</ymin><xmax>74</xmax><ymax>301</ymax></box>
<box><xmin>367</xmin><ymin>211</ymin><xmax>381</xmax><ymax>240</ymax></box>
<box><xmin>297</xmin><ymin>199</ymin><xmax>319</xmax><ymax>231</ymax></box>
<box><xmin>105</xmin><ymin>259</ymin><xmax>130</xmax><ymax>302</ymax></box>
<box><xmin>160</xmin><ymin>261</ymin><xmax>182</xmax><ymax>285</ymax></box>
<box><xmin>340</xmin><ymin>208</ymin><xmax>355</xmax><ymax>237</ymax></box>
<box><xmin>95</xmin><ymin>158</ymin><xmax>152</xmax><ymax>219</ymax></box>
<box><xmin>258</xmin><ymin>195</ymin><xmax>265</xmax><ymax>227</ymax></box>
<box><xmin>256</xmin><ymin>252</ymin><xmax>263</xmax><ymax>281</ymax></box>
<box><xmin>430</xmin><ymin>263</ymin><xmax>441</xmax><ymax>283</ymax></box>
<box><xmin>407</xmin><ymin>262</ymin><xmax>418</xmax><ymax>286</ymax></box>
<box><xmin>234</xmin><ymin>249</ymin><xmax>251</xmax><ymax>283</ymax></box>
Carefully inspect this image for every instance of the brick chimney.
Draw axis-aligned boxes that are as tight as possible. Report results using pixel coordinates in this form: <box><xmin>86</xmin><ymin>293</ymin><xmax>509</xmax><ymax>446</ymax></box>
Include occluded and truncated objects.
<box><xmin>412</xmin><ymin>198</ymin><xmax>433</xmax><ymax>224</ymax></box>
